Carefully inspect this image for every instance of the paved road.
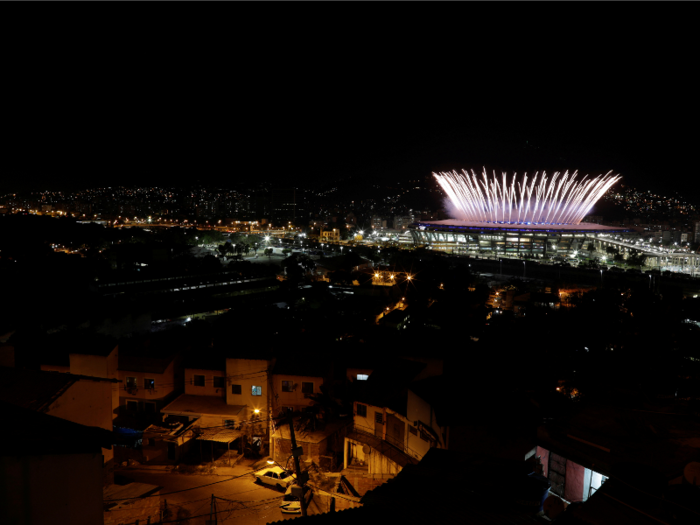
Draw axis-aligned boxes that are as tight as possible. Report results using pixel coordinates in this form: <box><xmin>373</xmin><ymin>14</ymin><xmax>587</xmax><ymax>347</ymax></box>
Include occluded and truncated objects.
<box><xmin>115</xmin><ymin>467</ymin><xmax>322</xmax><ymax>524</ymax></box>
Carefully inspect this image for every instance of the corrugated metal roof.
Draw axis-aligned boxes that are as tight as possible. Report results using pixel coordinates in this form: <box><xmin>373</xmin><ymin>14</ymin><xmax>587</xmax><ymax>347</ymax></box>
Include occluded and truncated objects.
<box><xmin>195</xmin><ymin>427</ymin><xmax>242</xmax><ymax>443</ymax></box>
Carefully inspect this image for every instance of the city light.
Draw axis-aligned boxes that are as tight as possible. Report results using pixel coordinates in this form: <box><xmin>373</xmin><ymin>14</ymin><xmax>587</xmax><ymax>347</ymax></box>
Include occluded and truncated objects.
<box><xmin>434</xmin><ymin>169</ymin><xmax>621</xmax><ymax>225</ymax></box>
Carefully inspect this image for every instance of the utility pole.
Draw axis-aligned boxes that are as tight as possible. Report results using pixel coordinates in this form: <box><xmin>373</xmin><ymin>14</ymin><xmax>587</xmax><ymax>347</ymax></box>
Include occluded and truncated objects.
<box><xmin>205</xmin><ymin>494</ymin><xmax>217</xmax><ymax>525</ymax></box>
<box><xmin>288</xmin><ymin>412</ymin><xmax>309</xmax><ymax>517</ymax></box>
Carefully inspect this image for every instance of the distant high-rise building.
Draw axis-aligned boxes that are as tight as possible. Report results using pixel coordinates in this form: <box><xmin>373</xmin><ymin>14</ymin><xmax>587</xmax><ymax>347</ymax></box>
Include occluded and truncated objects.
<box><xmin>371</xmin><ymin>216</ymin><xmax>387</xmax><ymax>230</ymax></box>
<box><xmin>694</xmin><ymin>221</ymin><xmax>700</xmax><ymax>243</ymax></box>
<box><xmin>393</xmin><ymin>214</ymin><xmax>416</xmax><ymax>230</ymax></box>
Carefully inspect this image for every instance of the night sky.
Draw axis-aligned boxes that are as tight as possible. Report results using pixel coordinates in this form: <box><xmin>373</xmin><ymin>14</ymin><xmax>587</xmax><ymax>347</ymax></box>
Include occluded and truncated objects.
<box><xmin>2</xmin><ymin>14</ymin><xmax>698</xmax><ymax>199</ymax></box>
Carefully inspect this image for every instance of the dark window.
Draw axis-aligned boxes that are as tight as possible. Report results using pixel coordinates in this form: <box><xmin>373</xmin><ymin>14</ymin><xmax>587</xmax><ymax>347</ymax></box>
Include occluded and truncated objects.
<box><xmin>126</xmin><ymin>400</ymin><xmax>138</xmax><ymax>412</ymax></box>
<box><xmin>144</xmin><ymin>402</ymin><xmax>156</xmax><ymax>413</ymax></box>
<box><xmin>375</xmin><ymin>412</ymin><xmax>383</xmax><ymax>424</ymax></box>
<box><xmin>409</xmin><ymin>426</ymin><xmax>418</xmax><ymax>436</ymax></box>
<box><xmin>231</xmin><ymin>384</ymin><xmax>242</xmax><ymax>395</ymax></box>
<box><xmin>224</xmin><ymin>420</ymin><xmax>236</xmax><ymax>428</ymax></box>
<box><xmin>126</xmin><ymin>377</ymin><xmax>137</xmax><ymax>389</ymax></box>
<box><xmin>213</xmin><ymin>376</ymin><xmax>225</xmax><ymax>389</ymax></box>
<box><xmin>419</xmin><ymin>430</ymin><xmax>430</xmax><ymax>442</ymax></box>
<box><xmin>282</xmin><ymin>381</ymin><xmax>293</xmax><ymax>392</ymax></box>
<box><xmin>302</xmin><ymin>382</ymin><xmax>314</xmax><ymax>395</ymax></box>
<box><xmin>252</xmin><ymin>385</ymin><xmax>262</xmax><ymax>396</ymax></box>
<box><xmin>144</xmin><ymin>378</ymin><xmax>155</xmax><ymax>389</ymax></box>
<box><xmin>356</xmin><ymin>404</ymin><xmax>367</xmax><ymax>417</ymax></box>
<box><xmin>193</xmin><ymin>375</ymin><xmax>205</xmax><ymax>387</ymax></box>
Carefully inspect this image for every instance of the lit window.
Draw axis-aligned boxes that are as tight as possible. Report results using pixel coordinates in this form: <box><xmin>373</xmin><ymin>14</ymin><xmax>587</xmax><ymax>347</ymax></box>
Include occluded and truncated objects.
<box><xmin>252</xmin><ymin>386</ymin><xmax>262</xmax><ymax>396</ymax></box>
<box><xmin>126</xmin><ymin>377</ymin><xmax>137</xmax><ymax>389</ymax></box>
<box><xmin>356</xmin><ymin>374</ymin><xmax>369</xmax><ymax>381</ymax></box>
<box><xmin>144</xmin><ymin>378</ymin><xmax>155</xmax><ymax>389</ymax></box>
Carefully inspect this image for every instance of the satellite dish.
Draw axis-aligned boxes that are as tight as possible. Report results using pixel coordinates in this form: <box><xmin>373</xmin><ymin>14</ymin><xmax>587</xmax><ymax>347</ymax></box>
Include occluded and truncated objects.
<box><xmin>362</xmin><ymin>445</ymin><xmax>371</xmax><ymax>454</ymax></box>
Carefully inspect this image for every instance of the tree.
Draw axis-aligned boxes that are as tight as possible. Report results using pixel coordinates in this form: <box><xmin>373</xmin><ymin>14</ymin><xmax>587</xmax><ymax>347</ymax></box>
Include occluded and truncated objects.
<box><xmin>264</xmin><ymin>247</ymin><xmax>273</xmax><ymax>259</ymax></box>
<box><xmin>298</xmin><ymin>254</ymin><xmax>316</xmax><ymax>274</ymax></box>
<box><xmin>586</xmin><ymin>243</ymin><xmax>596</xmax><ymax>256</ymax></box>
<box><xmin>202</xmin><ymin>231</ymin><xmax>224</xmax><ymax>245</ymax></box>
<box><xmin>628</xmin><ymin>252</ymin><xmax>646</xmax><ymax>267</ymax></box>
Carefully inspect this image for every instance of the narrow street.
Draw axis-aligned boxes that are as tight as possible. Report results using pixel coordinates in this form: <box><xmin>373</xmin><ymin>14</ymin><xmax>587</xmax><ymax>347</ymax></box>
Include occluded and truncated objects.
<box><xmin>114</xmin><ymin>465</ymin><xmax>324</xmax><ymax>524</ymax></box>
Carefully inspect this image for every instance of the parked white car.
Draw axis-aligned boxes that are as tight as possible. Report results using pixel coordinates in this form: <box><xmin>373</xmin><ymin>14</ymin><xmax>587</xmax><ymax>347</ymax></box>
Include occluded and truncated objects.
<box><xmin>254</xmin><ymin>466</ymin><xmax>295</xmax><ymax>489</ymax></box>
<box><xmin>280</xmin><ymin>485</ymin><xmax>312</xmax><ymax>514</ymax></box>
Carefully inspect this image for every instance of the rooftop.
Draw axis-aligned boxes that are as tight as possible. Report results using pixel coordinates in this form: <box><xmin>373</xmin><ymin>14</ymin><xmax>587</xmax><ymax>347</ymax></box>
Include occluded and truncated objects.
<box><xmin>0</xmin><ymin>400</ymin><xmax>114</xmax><ymax>456</ymax></box>
<box><xmin>539</xmin><ymin>399</ymin><xmax>700</xmax><ymax>482</ymax></box>
<box><xmin>195</xmin><ymin>427</ymin><xmax>243</xmax><ymax>444</ymax></box>
<box><xmin>270</xmin><ymin>448</ymin><xmax>543</xmax><ymax>524</ymax></box>
<box><xmin>0</xmin><ymin>366</ymin><xmax>118</xmax><ymax>412</ymax></box>
<box><xmin>161</xmin><ymin>394</ymin><xmax>245</xmax><ymax>418</ymax></box>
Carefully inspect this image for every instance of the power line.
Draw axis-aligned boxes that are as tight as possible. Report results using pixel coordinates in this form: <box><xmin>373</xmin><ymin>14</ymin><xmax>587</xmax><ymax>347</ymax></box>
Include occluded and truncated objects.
<box><xmin>104</xmin><ymin>471</ymin><xmax>252</xmax><ymax>501</ymax></box>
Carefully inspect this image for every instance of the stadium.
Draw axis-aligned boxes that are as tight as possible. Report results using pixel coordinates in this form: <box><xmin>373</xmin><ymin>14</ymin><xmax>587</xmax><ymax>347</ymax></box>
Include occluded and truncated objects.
<box><xmin>408</xmin><ymin>170</ymin><xmax>638</xmax><ymax>257</ymax></box>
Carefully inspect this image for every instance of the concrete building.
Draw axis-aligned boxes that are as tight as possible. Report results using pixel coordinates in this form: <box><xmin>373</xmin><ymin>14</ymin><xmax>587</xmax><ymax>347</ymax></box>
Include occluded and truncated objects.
<box><xmin>0</xmin><ymin>401</ymin><xmax>114</xmax><ymax>525</ymax></box>
<box><xmin>0</xmin><ymin>367</ymin><xmax>119</xmax><ymax>476</ymax></box>
<box><xmin>160</xmin><ymin>352</ymin><xmax>274</xmax><ymax>460</ymax></box>
<box><xmin>344</xmin><ymin>358</ymin><xmax>446</xmax><ymax>476</ymax></box>
<box><xmin>117</xmin><ymin>349</ymin><xmax>183</xmax><ymax>421</ymax></box>
<box><xmin>271</xmin><ymin>358</ymin><xmax>327</xmax><ymax>415</ymax></box>
<box><xmin>393</xmin><ymin>214</ymin><xmax>415</xmax><ymax>230</ymax></box>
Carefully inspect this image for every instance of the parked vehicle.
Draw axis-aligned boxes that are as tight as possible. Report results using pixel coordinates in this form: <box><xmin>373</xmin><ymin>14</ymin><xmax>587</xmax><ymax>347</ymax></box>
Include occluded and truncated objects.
<box><xmin>280</xmin><ymin>485</ymin><xmax>313</xmax><ymax>514</ymax></box>
<box><xmin>254</xmin><ymin>466</ymin><xmax>295</xmax><ymax>489</ymax></box>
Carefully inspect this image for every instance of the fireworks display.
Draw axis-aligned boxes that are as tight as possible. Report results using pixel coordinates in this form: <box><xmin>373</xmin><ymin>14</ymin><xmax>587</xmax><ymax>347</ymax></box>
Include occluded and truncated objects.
<box><xmin>434</xmin><ymin>169</ymin><xmax>621</xmax><ymax>225</ymax></box>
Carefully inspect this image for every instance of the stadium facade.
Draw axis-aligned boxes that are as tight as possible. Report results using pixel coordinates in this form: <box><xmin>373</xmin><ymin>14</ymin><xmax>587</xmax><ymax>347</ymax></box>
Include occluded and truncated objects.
<box><xmin>408</xmin><ymin>220</ymin><xmax>638</xmax><ymax>257</ymax></box>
